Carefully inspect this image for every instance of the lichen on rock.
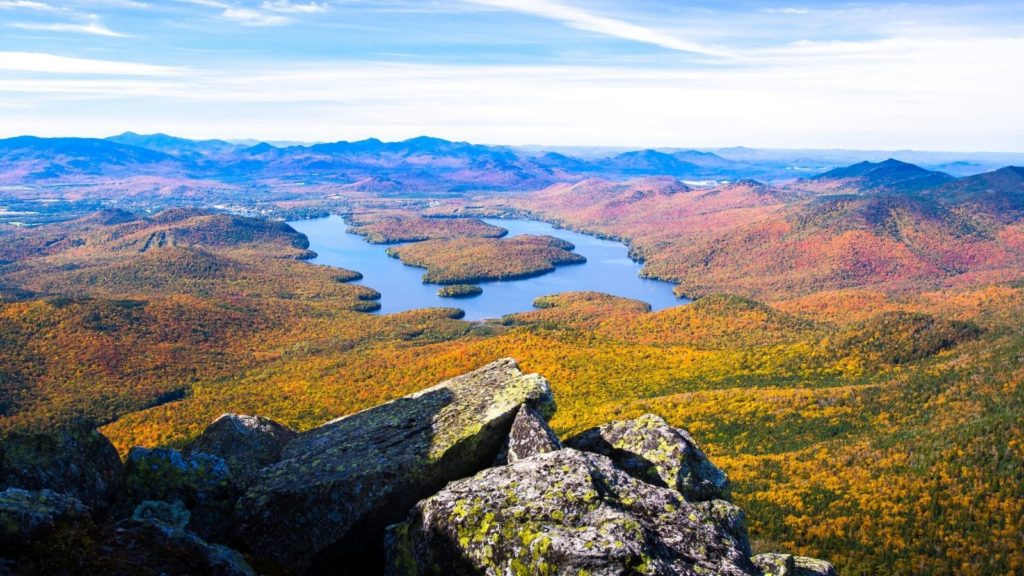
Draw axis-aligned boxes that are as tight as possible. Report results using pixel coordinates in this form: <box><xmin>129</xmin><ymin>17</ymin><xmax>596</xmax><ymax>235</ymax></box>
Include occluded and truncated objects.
<box><xmin>123</xmin><ymin>446</ymin><xmax>237</xmax><ymax>541</ymax></box>
<box><xmin>0</xmin><ymin>488</ymin><xmax>95</xmax><ymax>573</ymax></box>
<box><xmin>566</xmin><ymin>413</ymin><xmax>730</xmax><ymax>501</ymax></box>
<box><xmin>751</xmin><ymin>553</ymin><xmax>838</xmax><ymax>576</ymax></box>
<box><xmin>0</xmin><ymin>425</ymin><xmax>124</xmax><ymax>514</ymax></box>
<box><xmin>234</xmin><ymin>357</ymin><xmax>555</xmax><ymax>573</ymax></box>
<box><xmin>385</xmin><ymin>448</ymin><xmax>759</xmax><ymax>576</ymax></box>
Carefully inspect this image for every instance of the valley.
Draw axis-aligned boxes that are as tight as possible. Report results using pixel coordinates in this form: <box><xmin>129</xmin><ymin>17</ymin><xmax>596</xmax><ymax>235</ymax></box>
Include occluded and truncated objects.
<box><xmin>0</xmin><ymin>135</ymin><xmax>1022</xmax><ymax>575</ymax></box>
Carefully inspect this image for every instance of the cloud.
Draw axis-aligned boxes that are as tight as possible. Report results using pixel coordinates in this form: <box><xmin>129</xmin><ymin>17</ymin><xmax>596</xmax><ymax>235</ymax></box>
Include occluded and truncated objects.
<box><xmin>261</xmin><ymin>0</ymin><xmax>327</xmax><ymax>13</ymax></box>
<box><xmin>222</xmin><ymin>7</ymin><xmax>290</xmax><ymax>25</ymax></box>
<box><xmin>462</xmin><ymin>0</ymin><xmax>733</xmax><ymax>57</ymax></box>
<box><xmin>759</xmin><ymin>7</ymin><xmax>810</xmax><ymax>15</ymax></box>
<box><xmin>177</xmin><ymin>0</ymin><xmax>325</xmax><ymax>26</ymax></box>
<box><xmin>8</xmin><ymin>17</ymin><xmax>126</xmax><ymax>37</ymax></box>
<box><xmin>0</xmin><ymin>51</ymin><xmax>184</xmax><ymax>75</ymax></box>
<box><xmin>4</xmin><ymin>31</ymin><xmax>1021</xmax><ymax>151</ymax></box>
<box><xmin>0</xmin><ymin>0</ymin><xmax>61</xmax><ymax>10</ymax></box>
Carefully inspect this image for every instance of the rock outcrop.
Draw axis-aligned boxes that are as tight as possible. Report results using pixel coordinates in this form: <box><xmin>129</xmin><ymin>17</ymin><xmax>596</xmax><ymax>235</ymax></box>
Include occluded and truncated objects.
<box><xmin>566</xmin><ymin>413</ymin><xmax>730</xmax><ymax>501</ymax></box>
<box><xmin>494</xmin><ymin>403</ymin><xmax>562</xmax><ymax>465</ymax></box>
<box><xmin>234</xmin><ymin>358</ymin><xmax>555</xmax><ymax>573</ymax></box>
<box><xmin>0</xmin><ymin>358</ymin><xmax>836</xmax><ymax>576</ymax></box>
<box><xmin>0</xmin><ymin>488</ymin><xmax>95</xmax><ymax>572</ymax></box>
<box><xmin>386</xmin><ymin>448</ymin><xmax>757</xmax><ymax>575</ymax></box>
<box><xmin>752</xmin><ymin>553</ymin><xmax>838</xmax><ymax>576</ymax></box>
<box><xmin>0</xmin><ymin>425</ymin><xmax>124</xmax><ymax>514</ymax></box>
<box><xmin>185</xmin><ymin>413</ymin><xmax>297</xmax><ymax>481</ymax></box>
<box><xmin>94</xmin><ymin>519</ymin><xmax>257</xmax><ymax>576</ymax></box>
<box><xmin>123</xmin><ymin>447</ymin><xmax>237</xmax><ymax>541</ymax></box>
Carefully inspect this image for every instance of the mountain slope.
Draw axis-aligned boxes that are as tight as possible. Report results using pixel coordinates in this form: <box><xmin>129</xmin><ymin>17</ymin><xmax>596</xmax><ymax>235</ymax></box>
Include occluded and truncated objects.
<box><xmin>800</xmin><ymin>159</ymin><xmax>954</xmax><ymax>194</ymax></box>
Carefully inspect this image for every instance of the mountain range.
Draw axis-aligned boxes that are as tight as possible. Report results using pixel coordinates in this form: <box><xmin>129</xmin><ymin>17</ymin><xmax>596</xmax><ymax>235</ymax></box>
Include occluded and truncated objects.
<box><xmin>3</xmin><ymin>134</ymin><xmax>1022</xmax><ymax>196</ymax></box>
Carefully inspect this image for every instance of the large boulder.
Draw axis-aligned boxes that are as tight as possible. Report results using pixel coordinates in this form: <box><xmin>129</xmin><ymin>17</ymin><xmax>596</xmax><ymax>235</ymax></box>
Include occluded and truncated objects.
<box><xmin>94</xmin><ymin>519</ymin><xmax>256</xmax><ymax>576</ymax></box>
<box><xmin>385</xmin><ymin>448</ymin><xmax>758</xmax><ymax>576</ymax></box>
<box><xmin>751</xmin><ymin>553</ymin><xmax>837</xmax><ymax>576</ymax></box>
<box><xmin>494</xmin><ymin>404</ymin><xmax>562</xmax><ymax>465</ymax></box>
<box><xmin>123</xmin><ymin>447</ymin><xmax>237</xmax><ymax>542</ymax></box>
<box><xmin>185</xmin><ymin>413</ymin><xmax>296</xmax><ymax>480</ymax></box>
<box><xmin>234</xmin><ymin>358</ymin><xmax>555</xmax><ymax>573</ymax></box>
<box><xmin>0</xmin><ymin>426</ymin><xmax>124</xmax><ymax>514</ymax></box>
<box><xmin>696</xmin><ymin>498</ymin><xmax>752</xmax><ymax>557</ymax></box>
<box><xmin>566</xmin><ymin>413</ymin><xmax>729</xmax><ymax>501</ymax></box>
<box><xmin>0</xmin><ymin>488</ymin><xmax>95</xmax><ymax>574</ymax></box>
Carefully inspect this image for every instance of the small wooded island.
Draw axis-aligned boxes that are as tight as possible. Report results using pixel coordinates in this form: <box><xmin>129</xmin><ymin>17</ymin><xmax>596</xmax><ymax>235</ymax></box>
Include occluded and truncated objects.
<box><xmin>386</xmin><ymin>234</ymin><xmax>586</xmax><ymax>284</ymax></box>
<box><xmin>437</xmin><ymin>284</ymin><xmax>483</xmax><ymax>298</ymax></box>
<box><xmin>347</xmin><ymin>214</ymin><xmax>506</xmax><ymax>244</ymax></box>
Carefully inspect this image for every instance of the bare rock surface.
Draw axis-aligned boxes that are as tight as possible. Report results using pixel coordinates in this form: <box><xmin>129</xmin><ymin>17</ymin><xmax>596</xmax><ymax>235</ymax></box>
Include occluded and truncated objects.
<box><xmin>752</xmin><ymin>553</ymin><xmax>838</xmax><ymax>576</ymax></box>
<box><xmin>495</xmin><ymin>403</ymin><xmax>562</xmax><ymax>465</ymax></box>
<box><xmin>234</xmin><ymin>358</ymin><xmax>555</xmax><ymax>573</ymax></box>
<box><xmin>566</xmin><ymin>413</ymin><xmax>729</xmax><ymax>501</ymax></box>
<box><xmin>0</xmin><ymin>425</ymin><xmax>124</xmax><ymax>514</ymax></box>
<box><xmin>385</xmin><ymin>448</ymin><xmax>758</xmax><ymax>576</ymax></box>
<box><xmin>185</xmin><ymin>413</ymin><xmax>296</xmax><ymax>480</ymax></box>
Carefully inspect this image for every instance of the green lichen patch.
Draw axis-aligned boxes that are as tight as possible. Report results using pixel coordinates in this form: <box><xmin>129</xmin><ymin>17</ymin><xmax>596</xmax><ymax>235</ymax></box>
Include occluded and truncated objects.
<box><xmin>386</xmin><ymin>449</ymin><xmax>757</xmax><ymax>576</ymax></box>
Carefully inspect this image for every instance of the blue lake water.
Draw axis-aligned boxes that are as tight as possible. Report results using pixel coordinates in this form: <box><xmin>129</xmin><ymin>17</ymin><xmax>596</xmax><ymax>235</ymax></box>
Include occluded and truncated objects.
<box><xmin>287</xmin><ymin>215</ymin><xmax>688</xmax><ymax>320</ymax></box>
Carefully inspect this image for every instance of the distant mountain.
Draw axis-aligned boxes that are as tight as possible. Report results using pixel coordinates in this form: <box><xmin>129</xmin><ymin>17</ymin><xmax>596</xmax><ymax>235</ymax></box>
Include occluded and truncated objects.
<box><xmin>0</xmin><ymin>136</ymin><xmax>181</xmax><ymax>182</ymax></box>
<box><xmin>106</xmin><ymin>132</ymin><xmax>240</xmax><ymax>157</ymax></box>
<box><xmin>803</xmin><ymin>159</ymin><xmax>954</xmax><ymax>194</ymax></box>
<box><xmin>670</xmin><ymin>149</ymin><xmax>735</xmax><ymax>169</ymax></box>
<box><xmin>602</xmin><ymin>150</ymin><xmax>704</xmax><ymax>177</ymax></box>
<box><xmin>927</xmin><ymin>166</ymin><xmax>1024</xmax><ymax>216</ymax></box>
<box><xmin>3</xmin><ymin>134</ymin><xmax>1020</xmax><ymax>199</ymax></box>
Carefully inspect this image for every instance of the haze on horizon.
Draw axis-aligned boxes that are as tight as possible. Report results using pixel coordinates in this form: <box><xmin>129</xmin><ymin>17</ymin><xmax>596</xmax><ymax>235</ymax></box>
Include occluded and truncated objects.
<box><xmin>1</xmin><ymin>0</ymin><xmax>1023</xmax><ymax>152</ymax></box>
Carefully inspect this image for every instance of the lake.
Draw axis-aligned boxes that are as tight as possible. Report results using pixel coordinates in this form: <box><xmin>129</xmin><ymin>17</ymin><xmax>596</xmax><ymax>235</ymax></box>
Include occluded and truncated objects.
<box><xmin>287</xmin><ymin>215</ymin><xmax>687</xmax><ymax>320</ymax></box>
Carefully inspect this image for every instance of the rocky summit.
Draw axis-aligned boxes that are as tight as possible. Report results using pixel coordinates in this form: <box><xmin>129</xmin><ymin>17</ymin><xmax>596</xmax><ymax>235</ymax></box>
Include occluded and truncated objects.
<box><xmin>0</xmin><ymin>358</ymin><xmax>834</xmax><ymax>575</ymax></box>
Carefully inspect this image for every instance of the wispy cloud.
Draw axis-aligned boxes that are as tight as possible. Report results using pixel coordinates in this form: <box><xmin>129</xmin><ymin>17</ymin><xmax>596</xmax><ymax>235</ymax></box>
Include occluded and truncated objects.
<box><xmin>9</xmin><ymin>16</ymin><xmax>126</xmax><ymax>37</ymax></box>
<box><xmin>0</xmin><ymin>51</ymin><xmax>183</xmax><ymax>75</ymax></box>
<box><xmin>261</xmin><ymin>0</ymin><xmax>327</xmax><ymax>14</ymax></box>
<box><xmin>175</xmin><ymin>0</ymin><xmax>325</xmax><ymax>26</ymax></box>
<box><xmin>222</xmin><ymin>7</ymin><xmax>289</xmax><ymax>25</ymax></box>
<box><xmin>0</xmin><ymin>0</ymin><xmax>62</xmax><ymax>10</ymax></box>
<box><xmin>462</xmin><ymin>0</ymin><xmax>733</xmax><ymax>57</ymax></box>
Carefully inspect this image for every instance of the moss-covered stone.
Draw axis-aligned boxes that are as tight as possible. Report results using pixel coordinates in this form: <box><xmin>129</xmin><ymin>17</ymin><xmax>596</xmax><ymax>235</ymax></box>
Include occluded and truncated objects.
<box><xmin>0</xmin><ymin>425</ymin><xmax>124</xmax><ymax>514</ymax></box>
<box><xmin>751</xmin><ymin>553</ymin><xmax>837</xmax><ymax>576</ymax></box>
<box><xmin>234</xmin><ymin>358</ymin><xmax>555</xmax><ymax>573</ymax></box>
<box><xmin>566</xmin><ymin>414</ymin><xmax>729</xmax><ymax>501</ymax></box>
<box><xmin>385</xmin><ymin>449</ymin><xmax>758</xmax><ymax>576</ymax></box>
<box><xmin>132</xmin><ymin>500</ymin><xmax>191</xmax><ymax>530</ymax></box>
<box><xmin>123</xmin><ymin>447</ymin><xmax>237</xmax><ymax>542</ymax></box>
<box><xmin>95</xmin><ymin>519</ymin><xmax>256</xmax><ymax>576</ymax></box>
<box><xmin>0</xmin><ymin>488</ymin><xmax>95</xmax><ymax>573</ymax></box>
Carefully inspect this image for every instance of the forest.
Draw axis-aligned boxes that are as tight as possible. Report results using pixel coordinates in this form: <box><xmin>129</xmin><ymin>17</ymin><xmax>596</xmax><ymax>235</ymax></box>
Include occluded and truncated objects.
<box><xmin>1</xmin><ymin>169</ymin><xmax>1023</xmax><ymax>575</ymax></box>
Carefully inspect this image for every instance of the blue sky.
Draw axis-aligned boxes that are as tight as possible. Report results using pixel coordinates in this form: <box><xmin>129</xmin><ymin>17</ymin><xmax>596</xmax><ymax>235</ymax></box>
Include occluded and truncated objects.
<box><xmin>1</xmin><ymin>0</ymin><xmax>1023</xmax><ymax>150</ymax></box>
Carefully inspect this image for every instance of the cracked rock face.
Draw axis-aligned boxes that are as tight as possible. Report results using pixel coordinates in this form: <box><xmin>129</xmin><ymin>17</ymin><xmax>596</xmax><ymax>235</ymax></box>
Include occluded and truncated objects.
<box><xmin>385</xmin><ymin>448</ymin><xmax>759</xmax><ymax>576</ymax></box>
<box><xmin>566</xmin><ymin>413</ymin><xmax>729</xmax><ymax>501</ymax></box>
<box><xmin>495</xmin><ymin>404</ymin><xmax>562</xmax><ymax>465</ymax></box>
<box><xmin>234</xmin><ymin>358</ymin><xmax>555</xmax><ymax>573</ymax></box>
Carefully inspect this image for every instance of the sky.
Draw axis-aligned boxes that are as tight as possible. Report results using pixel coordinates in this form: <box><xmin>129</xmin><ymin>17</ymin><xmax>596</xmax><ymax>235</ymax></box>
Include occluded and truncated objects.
<box><xmin>0</xmin><ymin>0</ymin><xmax>1023</xmax><ymax>151</ymax></box>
